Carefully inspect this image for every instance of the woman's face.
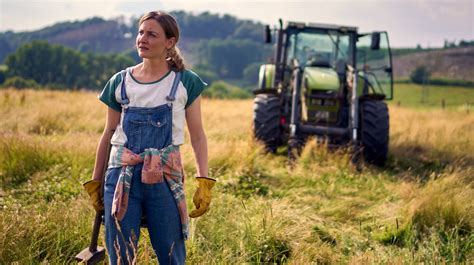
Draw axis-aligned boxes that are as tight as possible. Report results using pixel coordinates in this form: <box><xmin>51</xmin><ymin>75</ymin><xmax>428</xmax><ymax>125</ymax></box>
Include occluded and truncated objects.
<box><xmin>136</xmin><ymin>19</ymin><xmax>175</xmax><ymax>60</ymax></box>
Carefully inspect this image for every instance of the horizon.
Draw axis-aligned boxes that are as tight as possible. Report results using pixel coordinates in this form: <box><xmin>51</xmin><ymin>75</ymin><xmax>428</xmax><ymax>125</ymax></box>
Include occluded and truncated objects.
<box><xmin>0</xmin><ymin>0</ymin><xmax>473</xmax><ymax>48</ymax></box>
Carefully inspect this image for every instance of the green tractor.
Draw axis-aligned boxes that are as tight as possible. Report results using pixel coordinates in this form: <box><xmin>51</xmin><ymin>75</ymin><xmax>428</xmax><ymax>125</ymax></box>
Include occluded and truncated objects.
<box><xmin>253</xmin><ymin>20</ymin><xmax>393</xmax><ymax>166</ymax></box>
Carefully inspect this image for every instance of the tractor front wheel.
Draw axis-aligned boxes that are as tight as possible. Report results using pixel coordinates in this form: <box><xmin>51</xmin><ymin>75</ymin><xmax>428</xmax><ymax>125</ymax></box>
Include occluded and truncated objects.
<box><xmin>253</xmin><ymin>94</ymin><xmax>281</xmax><ymax>152</ymax></box>
<box><xmin>360</xmin><ymin>100</ymin><xmax>389</xmax><ymax>166</ymax></box>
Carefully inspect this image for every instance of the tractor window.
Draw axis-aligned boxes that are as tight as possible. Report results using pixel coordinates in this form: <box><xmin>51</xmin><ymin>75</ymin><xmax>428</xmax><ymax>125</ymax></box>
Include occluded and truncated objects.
<box><xmin>335</xmin><ymin>35</ymin><xmax>350</xmax><ymax>63</ymax></box>
<box><xmin>357</xmin><ymin>32</ymin><xmax>393</xmax><ymax>99</ymax></box>
<box><xmin>286</xmin><ymin>31</ymin><xmax>351</xmax><ymax>68</ymax></box>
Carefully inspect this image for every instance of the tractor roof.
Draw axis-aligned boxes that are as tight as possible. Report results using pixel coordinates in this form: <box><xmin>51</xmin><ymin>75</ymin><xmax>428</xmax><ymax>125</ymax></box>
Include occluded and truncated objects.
<box><xmin>286</xmin><ymin>21</ymin><xmax>358</xmax><ymax>33</ymax></box>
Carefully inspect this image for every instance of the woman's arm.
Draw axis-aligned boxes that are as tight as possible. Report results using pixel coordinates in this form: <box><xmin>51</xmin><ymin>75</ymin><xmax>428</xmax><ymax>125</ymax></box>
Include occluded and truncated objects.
<box><xmin>185</xmin><ymin>96</ymin><xmax>208</xmax><ymax>178</ymax></box>
<box><xmin>91</xmin><ymin>107</ymin><xmax>121</xmax><ymax>181</ymax></box>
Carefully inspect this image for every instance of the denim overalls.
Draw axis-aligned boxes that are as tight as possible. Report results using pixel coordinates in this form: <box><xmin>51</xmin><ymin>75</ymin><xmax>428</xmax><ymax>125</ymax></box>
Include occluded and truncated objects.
<box><xmin>103</xmin><ymin>69</ymin><xmax>186</xmax><ymax>264</ymax></box>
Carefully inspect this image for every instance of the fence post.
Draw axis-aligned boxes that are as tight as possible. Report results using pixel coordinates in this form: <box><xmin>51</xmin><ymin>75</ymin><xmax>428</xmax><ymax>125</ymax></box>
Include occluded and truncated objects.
<box><xmin>441</xmin><ymin>99</ymin><xmax>445</xmax><ymax>109</ymax></box>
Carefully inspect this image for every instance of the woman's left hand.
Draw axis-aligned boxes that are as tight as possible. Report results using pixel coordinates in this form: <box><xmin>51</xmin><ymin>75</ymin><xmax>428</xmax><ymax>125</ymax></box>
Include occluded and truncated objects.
<box><xmin>189</xmin><ymin>177</ymin><xmax>216</xmax><ymax>218</ymax></box>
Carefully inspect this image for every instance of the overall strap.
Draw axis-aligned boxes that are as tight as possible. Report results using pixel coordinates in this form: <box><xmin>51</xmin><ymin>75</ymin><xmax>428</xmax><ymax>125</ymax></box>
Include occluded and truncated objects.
<box><xmin>120</xmin><ymin>69</ymin><xmax>130</xmax><ymax>106</ymax></box>
<box><xmin>166</xmin><ymin>71</ymin><xmax>182</xmax><ymax>102</ymax></box>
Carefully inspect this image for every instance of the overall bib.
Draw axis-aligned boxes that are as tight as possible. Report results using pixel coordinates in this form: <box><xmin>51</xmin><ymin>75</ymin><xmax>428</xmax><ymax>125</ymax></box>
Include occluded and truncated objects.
<box><xmin>103</xmin><ymin>70</ymin><xmax>186</xmax><ymax>264</ymax></box>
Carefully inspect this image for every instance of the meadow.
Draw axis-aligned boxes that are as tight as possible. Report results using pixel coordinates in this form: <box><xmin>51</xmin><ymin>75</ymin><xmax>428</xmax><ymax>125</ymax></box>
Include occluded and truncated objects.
<box><xmin>0</xmin><ymin>83</ymin><xmax>473</xmax><ymax>264</ymax></box>
<box><xmin>390</xmin><ymin>83</ymin><xmax>473</xmax><ymax>110</ymax></box>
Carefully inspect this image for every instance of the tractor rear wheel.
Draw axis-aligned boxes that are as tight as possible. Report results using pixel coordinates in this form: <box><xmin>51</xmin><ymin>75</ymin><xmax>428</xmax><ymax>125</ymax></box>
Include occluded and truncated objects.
<box><xmin>253</xmin><ymin>94</ymin><xmax>281</xmax><ymax>152</ymax></box>
<box><xmin>360</xmin><ymin>100</ymin><xmax>389</xmax><ymax>166</ymax></box>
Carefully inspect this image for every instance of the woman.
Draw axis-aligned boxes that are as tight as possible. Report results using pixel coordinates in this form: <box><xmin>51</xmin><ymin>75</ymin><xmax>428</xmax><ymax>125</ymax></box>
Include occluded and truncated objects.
<box><xmin>83</xmin><ymin>11</ymin><xmax>215</xmax><ymax>264</ymax></box>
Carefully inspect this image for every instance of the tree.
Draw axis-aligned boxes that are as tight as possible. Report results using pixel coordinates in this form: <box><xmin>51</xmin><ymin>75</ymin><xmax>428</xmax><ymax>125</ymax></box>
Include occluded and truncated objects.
<box><xmin>4</xmin><ymin>40</ymin><xmax>85</xmax><ymax>88</ymax></box>
<box><xmin>4</xmin><ymin>41</ymin><xmax>134</xmax><ymax>89</ymax></box>
<box><xmin>458</xmin><ymin>39</ymin><xmax>474</xmax><ymax>47</ymax></box>
<box><xmin>410</xmin><ymin>66</ymin><xmax>431</xmax><ymax>84</ymax></box>
<box><xmin>202</xmin><ymin>81</ymin><xmax>251</xmax><ymax>99</ymax></box>
<box><xmin>193</xmin><ymin>64</ymin><xmax>218</xmax><ymax>85</ymax></box>
<box><xmin>196</xmin><ymin>38</ymin><xmax>270</xmax><ymax>79</ymax></box>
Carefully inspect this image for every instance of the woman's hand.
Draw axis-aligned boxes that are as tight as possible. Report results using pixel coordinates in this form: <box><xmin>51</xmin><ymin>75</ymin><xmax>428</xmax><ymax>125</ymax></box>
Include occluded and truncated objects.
<box><xmin>189</xmin><ymin>177</ymin><xmax>216</xmax><ymax>218</ymax></box>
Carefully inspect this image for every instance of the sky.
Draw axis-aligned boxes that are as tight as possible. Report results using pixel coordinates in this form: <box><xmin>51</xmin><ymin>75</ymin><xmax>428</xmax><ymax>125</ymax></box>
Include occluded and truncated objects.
<box><xmin>0</xmin><ymin>0</ymin><xmax>472</xmax><ymax>48</ymax></box>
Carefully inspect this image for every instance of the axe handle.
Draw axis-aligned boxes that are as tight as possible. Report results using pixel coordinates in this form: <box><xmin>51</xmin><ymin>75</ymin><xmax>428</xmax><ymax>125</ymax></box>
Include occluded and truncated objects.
<box><xmin>89</xmin><ymin>211</ymin><xmax>103</xmax><ymax>252</ymax></box>
<box><xmin>89</xmin><ymin>142</ymin><xmax>112</xmax><ymax>252</ymax></box>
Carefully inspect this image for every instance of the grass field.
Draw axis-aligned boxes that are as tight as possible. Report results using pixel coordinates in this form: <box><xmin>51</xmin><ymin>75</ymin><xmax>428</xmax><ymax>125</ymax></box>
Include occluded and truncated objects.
<box><xmin>391</xmin><ymin>83</ymin><xmax>474</xmax><ymax>110</ymax></box>
<box><xmin>0</xmin><ymin>85</ymin><xmax>473</xmax><ymax>264</ymax></box>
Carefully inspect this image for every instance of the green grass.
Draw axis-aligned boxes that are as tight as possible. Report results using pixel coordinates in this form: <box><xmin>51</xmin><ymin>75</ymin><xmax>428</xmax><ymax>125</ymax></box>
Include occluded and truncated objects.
<box><xmin>0</xmin><ymin>136</ymin><xmax>60</xmax><ymax>188</ymax></box>
<box><xmin>391</xmin><ymin>83</ymin><xmax>474</xmax><ymax>110</ymax></box>
<box><xmin>0</xmin><ymin>89</ymin><xmax>472</xmax><ymax>263</ymax></box>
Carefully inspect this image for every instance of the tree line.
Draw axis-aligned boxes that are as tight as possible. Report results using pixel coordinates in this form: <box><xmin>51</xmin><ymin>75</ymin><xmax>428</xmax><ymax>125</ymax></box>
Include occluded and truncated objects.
<box><xmin>0</xmin><ymin>39</ymin><xmax>270</xmax><ymax>91</ymax></box>
<box><xmin>0</xmin><ymin>11</ymin><xmax>274</xmax><ymax>90</ymax></box>
<box><xmin>3</xmin><ymin>10</ymin><xmax>470</xmax><ymax>91</ymax></box>
<box><xmin>0</xmin><ymin>40</ymin><xmax>270</xmax><ymax>90</ymax></box>
<box><xmin>1</xmin><ymin>41</ymin><xmax>133</xmax><ymax>89</ymax></box>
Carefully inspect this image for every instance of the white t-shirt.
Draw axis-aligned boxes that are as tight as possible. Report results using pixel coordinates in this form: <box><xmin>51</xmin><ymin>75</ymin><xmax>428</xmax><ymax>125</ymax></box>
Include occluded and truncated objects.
<box><xmin>98</xmin><ymin>68</ymin><xmax>207</xmax><ymax>146</ymax></box>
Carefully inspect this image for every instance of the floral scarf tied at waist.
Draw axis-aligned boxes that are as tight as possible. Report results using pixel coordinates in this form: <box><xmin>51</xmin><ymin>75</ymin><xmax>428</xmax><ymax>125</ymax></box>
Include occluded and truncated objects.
<box><xmin>107</xmin><ymin>144</ymin><xmax>189</xmax><ymax>239</ymax></box>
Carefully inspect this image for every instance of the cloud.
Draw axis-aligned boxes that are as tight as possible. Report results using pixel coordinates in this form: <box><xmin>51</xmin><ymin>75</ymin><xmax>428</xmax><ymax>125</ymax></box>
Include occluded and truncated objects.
<box><xmin>1</xmin><ymin>1</ymin><xmax>119</xmax><ymax>31</ymax></box>
<box><xmin>114</xmin><ymin>1</ymin><xmax>166</xmax><ymax>17</ymax></box>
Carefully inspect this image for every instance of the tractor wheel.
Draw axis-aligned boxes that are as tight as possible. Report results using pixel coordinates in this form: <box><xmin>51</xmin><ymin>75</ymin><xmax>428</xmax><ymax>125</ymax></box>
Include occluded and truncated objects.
<box><xmin>360</xmin><ymin>100</ymin><xmax>389</xmax><ymax>166</ymax></box>
<box><xmin>253</xmin><ymin>94</ymin><xmax>281</xmax><ymax>152</ymax></box>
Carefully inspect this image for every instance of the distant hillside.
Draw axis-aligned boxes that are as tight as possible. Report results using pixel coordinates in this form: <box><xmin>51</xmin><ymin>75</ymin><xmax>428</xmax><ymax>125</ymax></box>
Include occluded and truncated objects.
<box><xmin>0</xmin><ymin>11</ymin><xmax>272</xmax><ymax>89</ymax></box>
<box><xmin>0</xmin><ymin>11</ymin><xmax>264</xmax><ymax>64</ymax></box>
<box><xmin>392</xmin><ymin>47</ymin><xmax>474</xmax><ymax>81</ymax></box>
<box><xmin>0</xmin><ymin>17</ymin><xmax>134</xmax><ymax>62</ymax></box>
<box><xmin>1</xmin><ymin>12</ymin><xmax>472</xmax><ymax>83</ymax></box>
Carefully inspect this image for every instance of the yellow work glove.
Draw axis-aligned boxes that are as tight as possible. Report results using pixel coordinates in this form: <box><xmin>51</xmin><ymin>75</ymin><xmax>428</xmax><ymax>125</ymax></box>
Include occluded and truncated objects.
<box><xmin>189</xmin><ymin>177</ymin><xmax>216</xmax><ymax>218</ymax></box>
<box><xmin>83</xmin><ymin>180</ymin><xmax>104</xmax><ymax>212</ymax></box>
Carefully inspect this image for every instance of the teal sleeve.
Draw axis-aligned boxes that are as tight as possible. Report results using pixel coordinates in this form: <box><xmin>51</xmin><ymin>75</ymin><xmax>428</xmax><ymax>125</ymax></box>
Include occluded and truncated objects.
<box><xmin>182</xmin><ymin>69</ymin><xmax>208</xmax><ymax>108</ymax></box>
<box><xmin>98</xmin><ymin>72</ymin><xmax>122</xmax><ymax>112</ymax></box>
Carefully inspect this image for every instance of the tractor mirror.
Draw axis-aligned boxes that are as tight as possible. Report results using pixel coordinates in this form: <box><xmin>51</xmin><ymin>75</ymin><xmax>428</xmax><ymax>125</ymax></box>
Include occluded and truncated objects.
<box><xmin>371</xmin><ymin>32</ymin><xmax>381</xmax><ymax>50</ymax></box>
<box><xmin>265</xmin><ymin>25</ymin><xmax>272</xmax><ymax>43</ymax></box>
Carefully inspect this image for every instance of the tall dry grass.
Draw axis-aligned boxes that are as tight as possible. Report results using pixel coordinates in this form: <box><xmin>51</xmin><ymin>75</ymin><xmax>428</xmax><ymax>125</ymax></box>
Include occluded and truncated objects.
<box><xmin>0</xmin><ymin>88</ymin><xmax>472</xmax><ymax>263</ymax></box>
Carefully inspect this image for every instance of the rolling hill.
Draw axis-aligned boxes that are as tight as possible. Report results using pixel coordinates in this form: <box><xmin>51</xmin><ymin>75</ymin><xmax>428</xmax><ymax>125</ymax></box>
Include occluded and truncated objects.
<box><xmin>1</xmin><ymin>12</ymin><xmax>472</xmax><ymax>82</ymax></box>
<box><xmin>392</xmin><ymin>46</ymin><xmax>474</xmax><ymax>81</ymax></box>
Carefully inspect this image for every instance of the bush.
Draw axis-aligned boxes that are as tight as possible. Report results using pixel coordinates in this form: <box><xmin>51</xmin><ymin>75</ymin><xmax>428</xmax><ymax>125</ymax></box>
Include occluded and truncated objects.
<box><xmin>410</xmin><ymin>66</ymin><xmax>431</xmax><ymax>84</ymax></box>
<box><xmin>202</xmin><ymin>80</ymin><xmax>251</xmax><ymax>99</ymax></box>
<box><xmin>224</xmin><ymin>172</ymin><xmax>269</xmax><ymax>198</ymax></box>
<box><xmin>193</xmin><ymin>65</ymin><xmax>219</xmax><ymax>85</ymax></box>
<box><xmin>3</xmin><ymin>76</ymin><xmax>39</xmax><ymax>89</ymax></box>
<box><xmin>429</xmin><ymin>78</ymin><xmax>474</xmax><ymax>88</ymax></box>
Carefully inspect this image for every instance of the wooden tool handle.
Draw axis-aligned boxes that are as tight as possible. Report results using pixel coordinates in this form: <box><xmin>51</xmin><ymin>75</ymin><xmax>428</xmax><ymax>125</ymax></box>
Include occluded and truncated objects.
<box><xmin>89</xmin><ymin>143</ymin><xmax>112</xmax><ymax>252</ymax></box>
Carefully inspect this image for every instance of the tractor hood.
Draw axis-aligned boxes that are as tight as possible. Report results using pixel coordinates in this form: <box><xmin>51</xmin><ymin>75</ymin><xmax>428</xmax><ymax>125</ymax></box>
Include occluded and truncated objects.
<box><xmin>304</xmin><ymin>67</ymin><xmax>339</xmax><ymax>91</ymax></box>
